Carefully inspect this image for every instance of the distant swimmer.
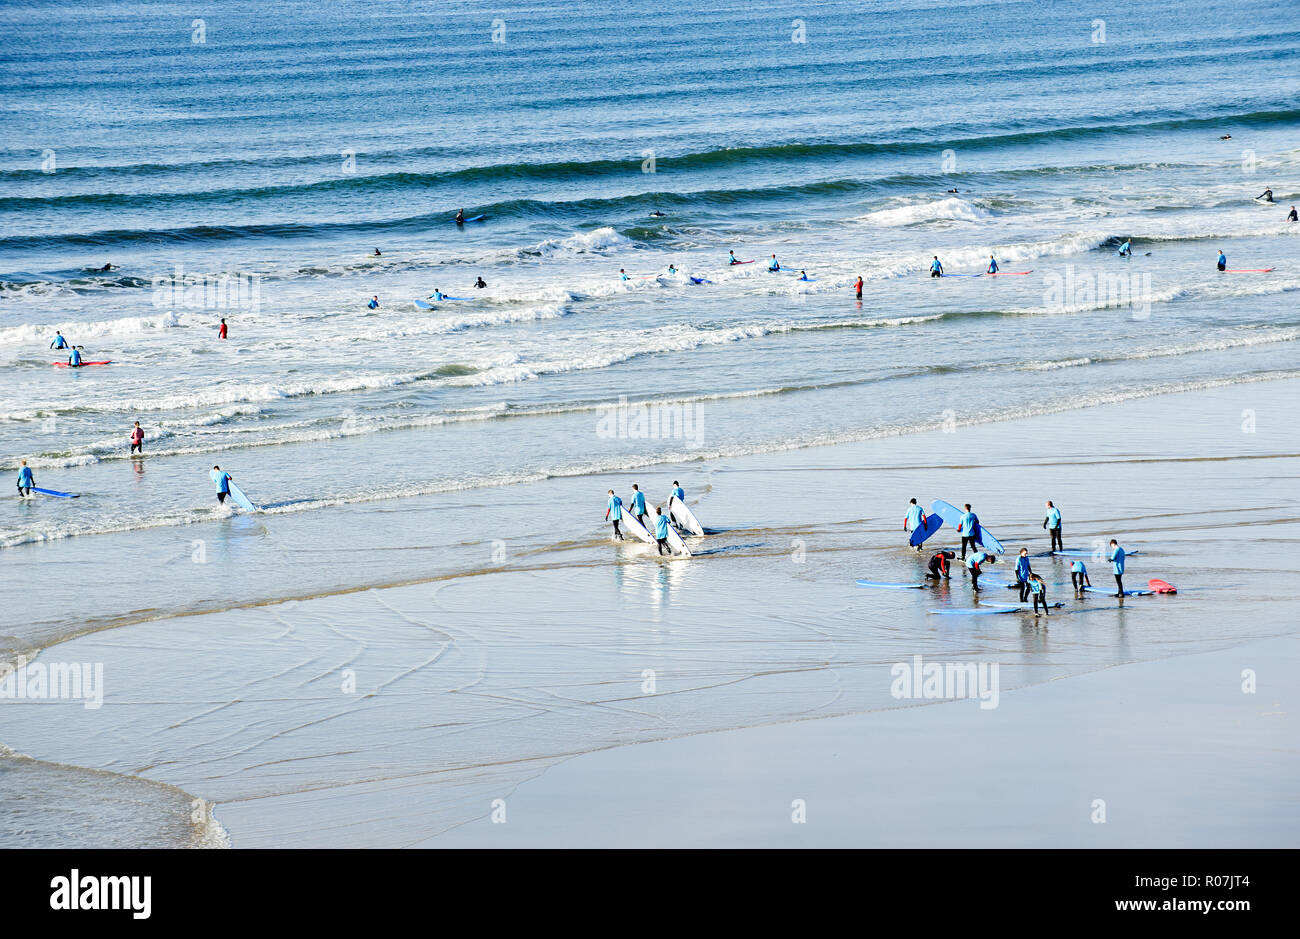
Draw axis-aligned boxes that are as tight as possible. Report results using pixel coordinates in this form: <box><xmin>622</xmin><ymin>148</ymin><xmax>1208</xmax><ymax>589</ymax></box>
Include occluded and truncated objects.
<box><xmin>1288</xmin><ymin>206</ymin><xmax>1298</xmax><ymax>222</ymax></box>
<box><xmin>629</xmin><ymin>483</ymin><xmax>647</xmax><ymax>528</ymax></box>
<box><xmin>50</xmin><ymin>331</ymin><xmax>68</xmax><ymax>350</ymax></box>
<box><xmin>965</xmin><ymin>549</ymin><xmax>995</xmax><ymax>592</ymax></box>
<box><xmin>854</xmin><ymin>275</ymin><xmax>863</xmax><ymax>299</ymax></box>
<box><xmin>946</xmin><ymin>188</ymin><xmax>959</xmax><ymax>193</ymax></box>
<box><xmin>367</xmin><ymin>296</ymin><xmax>379</xmax><ymax>309</ymax></box>
<box><xmin>1219</xmin><ymin>134</ymin><xmax>1231</xmax><ymax>140</ymax></box>
<box><xmin>930</xmin><ymin>256</ymin><xmax>943</xmax><ymax>278</ymax></box>
<box><xmin>986</xmin><ymin>255</ymin><xmax>999</xmax><ymax>274</ymax></box>
<box><xmin>1257</xmin><ymin>188</ymin><xmax>1274</xmax><ymax>203</ymax></box>
<box><xmin>1117</xmin><ymin>239</ymin><xmax>1131</xmax><ymax>258</ymax></box>
<box><xmin>904</xmin><ymin>498</ymin><xmax>926</xmax><ymax>549</ymax></box>
<box><xmin>1015</xmin><ymin>548</ymin><xmax>1033</xmax><ymax>602</ymax></box>
<box><xmin>455</xmin><ymin>208</ymin><xmax>465</xmax><ymax>224</ymax></box>
<box><xmin>218</xmin><ymin>317</ymin><xmax>228</xmax><ymax>339</ymax></box>
<box><xmin>1217</xmin><ymin>250</ymin><xmax>1227</xmax><ymax>272</ymax></box>
<box><xmin>1043</xmin><ymin>500</ymin><xmax>1063</xmax><ymax>552</ymax></box>
<box><xmin>653</xmin><ymin>507</ymin><xmax>672</xmax><ymax>556</ymax></box>
<box><xmin>958</xmin><ymin>503</ymin><xmax>979</xmax><ymax>559</ymax></box>
<box><xmin>925</xmin><ymin>549</ymin><xmax>956</xmax><ymax>580</ymax></box>
<box><xmin>1109</xmin><ymin>539</ymin><xmax>1126</xmax><ymax>596</ymax></box>
<box><xmin>1028</xmin><ymin>573</ymin><xmax>1049</xmax><ymax>616</ymax></box>
<box><xmin>605</xmin><ymin>489</ymin><xmax>625</xmax><ymax>540</ymax></box>
<box><xmin>373</xmin><ymin>248</ymin><xmax>382</xmax><ymax>257</ymax></box>
<box><xmin>99</xmin><ymin>263</ymin><xmax>113</xmax><ymax>272</ymax></box>
<box><xmin>650</xmin><ymin>210</ymin><xmax>666</xmax><ymax>218</ymax></box>
<box><xmin>211</xmin><ymin>465</ymin><xmax>232</xmax><ymax>505</ymax></box>
<box><xmin>129</xmin><ymin>421</ymin><xmax>144</xmax><ymax>454</ymax></box>
<box><xmin>68</xmin><ymin>347</ymin><xmax>83</xmax><ymax>367</ymax></box>
<box><xmin>1070</xmin><ymin>559</ymin><xmax>1091</xmax><ymax>593</ymax></box>
<box><xmin>729</xmin><ymin>251</ymin><xmax>741</xmax><ymax>265</ymax></box>
<box><xmin>474</xmin><ymin>276</ymin><xmax>488</xmax><ymax>288</ymax></box>
<box><xmin>16</xmin><ymin>460</ymin><xmax>34</xmax><ymax>497</ymax></box>
<box><xmin>798</xmin><ymin>270</ymin><xmax>811</xmax><ymax>281</ymax></box>
<box><xmin>619</xmin><ymin>269</ymin><xmax>629</xmax><ymax>282</ymax></box>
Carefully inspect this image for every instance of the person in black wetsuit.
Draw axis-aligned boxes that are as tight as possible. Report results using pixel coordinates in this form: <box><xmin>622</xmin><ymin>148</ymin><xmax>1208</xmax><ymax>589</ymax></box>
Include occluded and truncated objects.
<box><xmin>1288</xmin><ymin>206</ymin><xmax>1298</xmax><ymax>223</ymax></box>
<box><xmin>1257</xmin><ymin>188</ymin><xmax>1274</xmax><ymax>203</ymax></box>
<box><xmin>455</xmin><ymin>208</ymin><xmax>465</xmax><ymax>224</ymax></box>
<box><xmin>474</xmin><ymin>277</ymin><xmax>487</xmax><ymax>288</ymax></box>
<box><xmin>925</xmin><ymin>550</ymin><xmax>956</xmax><ymax>580</ymax></box>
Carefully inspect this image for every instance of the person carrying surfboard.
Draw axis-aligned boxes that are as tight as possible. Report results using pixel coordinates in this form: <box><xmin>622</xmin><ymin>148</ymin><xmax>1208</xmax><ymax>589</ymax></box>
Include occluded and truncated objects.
<box><xmin>930</xmin><ymin>256</ymin><xmax>943</xmax><ymax>278</ymax></box>
<box><xmin>653</xmin><ymin>507</ymin><xmax>673</xmax><ymax>556</ymax></box>
<box><xmin>925</xmin><ymin>550</ymin><xmax>956</xmax><ymax>580</ymax></box>
<box><xmin>904</xmin><ymin>499</ymin><xmax>926</xmax><ymax>549</ymax></box>
<box><xmin>605</xmin><ymin>490</ymin><xmax>625</xmax><ymax>540</ymax></box>
<box><xmin>130</xmin><ymin>421</ymin><xmax>144</xmax><ymax>455</ymax></box>
<box><xmin>1108</xmin><ymin>539</ymin><xmax>1126</xmax><ymax>596</ymax></box>
<box><xmin>1070</xmin><ymin>559</ymin><xmax>1091</xmax><ymax>593</ymax></box>
<box><xmin>987</xmin><ymin>255</ymin><xmax>999</xmax><ymax>274</ymax></box>
<box><xmin>1043</xmin><ymin>500</ymin><xmax>1063</xmax><ymax>553</ymax></box>
<box><xmin>16</xmin><ymin>460</ymin><xmax>34</xmax><ymax>497</ymax></box>
<box><xmin>1015</xmin><ymin>548</ymin><xmax>1034</xmax><ymax>602</ymax></box>
<box><xmin>958</xmin><ymin>503</ymin><xmax>980</xmax><ymax>559</ymax></box>
<box><xmin>211</xmin><ymin>465</ymin><xmax>233</xmax><ymax>505</ymax></box>
<box><xmin>50</xmin><ymin>331</ymin><xmax>68</xmax><ymax>350</ymax></box>
<box><xmin>629</xmin><ymin>484</ymin><xmax>648</xmax><ymax>528</ymax></box>
<box><xmin>1217</xmin><ymin>250</ymin><xmax>1227</xmax><ymax>272</ymax></box>
<box><xmin>966</xmin><ymin>550</ymin><xmax>995</xmax><ymax>592</ymax></box>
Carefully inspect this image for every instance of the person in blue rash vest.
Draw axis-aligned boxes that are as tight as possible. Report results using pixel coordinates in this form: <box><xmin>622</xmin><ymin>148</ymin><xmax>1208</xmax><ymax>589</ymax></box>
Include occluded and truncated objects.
<box><xmin>987</xmin><ymin>255</ymin><xmax>999</xmax><ymax>274</ymax></box>
<box><xmin>1043</xmin><ymin>500</ymin><xmax>1063</xmax><ymax>552</ymax></box>
<box><xmin>16</xmin><ymin>460</ymin><xmax>34</xmax><ymax>497</ymax></box>
<box><xmin>430</xmin><ymin>289</ymin><xmax>446</xmax><ymax>301</ymax></box>
<box><xmin>671</xmin><ymin>480</ymin><xmax>685</xmax><ymax>503</ymax></box>
<box><xmin>904</xmin><ymin>498</ymin><xmax>926</xmax><ymax>549</ymax></box>
<box><xmin>1117</xmin><ymin>239</ymin><xmax>1132</xmax><ymax>258</ymax></box>
<box><xmin>619</xmin><ymin>269</ymin><xmax>630</xmax><ymax>282</ymax></box>
<box><xmin>68</xmin><ymin>347</ymin><xmax>82</xmax><ymax>367</ymax></box>
<box><xmin>211</xmin><ymin>465</ymin><xmax>232</xmax><ymax>505</ymax></box>
<box><xmin>1028</xmin><ymin>573</ymin><xmax>1049</xmax><ymax>616</ymax></box>
<box><xmin>729</xmin><ymin>251</ymin><xmax>740</xmax><ymax>265</ymax></box>
<box><xmin>605</xmin><ymin>489</ymin><xmax>625</xmax><ymax>540</ymax></box>
<box><xmin>768</xmin><ymin>254</ymin><xmax>780</xmax><ymax>272</ymax></box>
<box><xmin>1070</xmin><ymin>559</ymin><xmax>1091</xmax><ymax>593</ymax></box>
<box><xmin>50</xmin><ymin>331</ymin><xmax>68</xmax><ymax>350</ymax></box>
<box><xmin>1217</xmin><ymin>250</ymin><xmax>1227</xmax><ymax>272</ymax></box>
<box><xmin>966</xmin><ymin>549</ymin><xmax>996</xmax><ymax>592</ymax></box>
<box><xmin>798</xmin><ymin>270</ymin><xmax>811</xmax><ymax>281</ymax></box>
<box><xmin>367</xmin><ymin>296</ymin><xmax>379</xmax><ymax>309</ymax></box>
<box><xmin>653</xmin><ymin>506</ymin><xmax>672</xmax><ymax>556</ymax></box>
<box><xmin>957</xmin><ymin>502</ymin><xmax>979</xmax><ymax>559</ymax></box>
<box><xmin>1015</xmin><ymin>547</ymin><xmax>1033</xmax><ymax>601</ymax></box>
<box><xmin>930</xmin><ymin>256</ymin><xmax>943</xmax><ymax>277</ymax></box>
<box><xmin>629</xmin><ymin>483</ymin><xmax>647</xmax><ymax>528</ymax></box>
<box><xmin>1108</xmin><ymin>539</ymin><xmax>1126</xmax><ymax>596</ymax></box>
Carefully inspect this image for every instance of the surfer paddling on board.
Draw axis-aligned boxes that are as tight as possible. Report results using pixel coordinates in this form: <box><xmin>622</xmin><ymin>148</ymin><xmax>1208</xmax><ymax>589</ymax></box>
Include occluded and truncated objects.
<box><xmin>130</xmin><ymin>421</ymin><xmax>144</xmax><ymax>454</ymax></box>
<box><xmin>211</xmin><ymin>466</ymin><xmax>233</xmax><ymax>505</ymax></box>
<box><xmin>1256</xmin><ymin>188</ymin><xmax>1274</xmax><ymax>203</ymax></box>
<box><xmin>605</xmin><ymin>490</ymin><xmax>625</xmax><ymax>540</ymax></box>
<box><xmin>1015</xmin><ymin>548</ymin><xmax>1034</xmax><ymax>602</ymax></box>
<box><xmin>987</xmin><ymin>255</ymin><xmax>999</xmax><ymax>274</ymax></box>
<box><xmin>629</xmin><ymin>484</ymin><xmax>648</xmax><ymax>528</ymax></box>
<box><xmin>926</xmin><ymin>549</ymin><xmax>956</xmax><ymax>580</ymax></box>
<box><xmin>16</xmin><ymin>460</ymin><xmax>34</xmax><ymax>497</ymax></box>
<box><xmin>1043</xmin><ymin>500</ymin><xmax>1063</xmax><ymax>552</ymax></box>
<box><xmin>1070</xmin><ymin>559</ymin><xmax>1091</xmax><ymax>594</ymax></box>
<box><xmin>930</xmin><ymin>256</ymin><xmax>943</xmax><ymax>277</ymax></box>
<box><xmin>957</xmin><ymin>503</ymin><xmax>980</xmax><ymax>559</ymax></box>
<box><xmin>966</xmin><ymin>550</ymin><xmax>995</xmax><ymax>592</ymax></box>
<box><xmin>1217</xmin><ymin>250</ymin><xmax>1227</xmax><ymax>272</ymax></box>
<box><xmin>653</xmin><ymin>507</ymin><xmax>673</xmax><ymax>556</ymax></box>
<box><xmin>904</xmin><ymin>499</ymin><xmax>926</xmax><ymax>549</ymax></box>
<box><xmin>649</xmin><ymin>210</ymin><xmax>666</xmax><ymax>218</ymax></box>
<box><xmin>1288</xmin><ymin>206</ymin><xmax>1298</xmax><ymax>222</ymax></box>
<box><xmin>1109</xmin><ymin>539</ymin><xmax>1127</xmax><ymax>596</ymax></box>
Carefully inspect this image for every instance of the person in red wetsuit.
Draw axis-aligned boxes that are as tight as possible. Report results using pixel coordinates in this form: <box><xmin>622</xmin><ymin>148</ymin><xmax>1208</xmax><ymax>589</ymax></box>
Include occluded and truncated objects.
<box><xmin>925</xmin><ymin>549</ymin><xmax>956</xmax><ymax>580</ymax></box>
<box><xmin>218</xmin><ymin>318</ymin><xmax>228</xmax><ymax>339</ymax></box>
<box><xmin>854</xmin><ymin>276</ymin><xmax>863</xmax><ymax>299</ymax></box>
<box><xmin>129</xmin><ymin>421</ymin><xmax>144</xmax><ymax>454</ymax></box>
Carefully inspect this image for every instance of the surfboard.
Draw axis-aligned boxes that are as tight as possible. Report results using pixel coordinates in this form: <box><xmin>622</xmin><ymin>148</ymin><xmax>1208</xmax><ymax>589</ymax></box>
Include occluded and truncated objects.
<box><xmin>856</xmin><ymin>580</ymin><xmax>926</xmax><ymax>589</ymax></box>
<box><xmin>32</xmin><ymin>487</ymin><xmax>79</xmax><ymax>498</ymax></box>
<box><xmin>227</xmin><ymin>481</ymin><xmax>257</xmax><ymax>513</ymax></box>
<box><xmin>929</xmin><ymin>606</ymin><xmax>1023</xmax><ymax>615</ymax></box>
<box><xmin>440</xmin><ymin>296</ymin><xmax>472</xmax><ymax>301</ymax></box>
<box><xmin>618</xmin><ymin>508</ymin><xmax>655</xmax><ymax>544</ymax></box>
<box><xmin>661</xmin><ymin>516</ymin><xmax>691</xmax><ymax>556</ymax></box>
<box><xmin>53</xmin><ymin>361</ymin><xmax>111</xmax><ymax>367</ymax></box>
<box><xmin>1148</xmin><ymin>579</ymin><xmax>1177</xmax><ymax>594</ymax></box>
<box><xmin>1082</xmin><ymin>586</ymin><xmax>1152</xmax><ymax>597</ymax></box>
<box><xmin>1223</xmin><ymin>268</ymin><xmax>1274</xmax><ymax>273</ymax></box>
<box><xmin>689</xmin><ymin>277</ymin><xmax>712</xmax><ymax>284</ymax></box>
<box><xmin>1052</xmin><ymin>548</ymin><xmax>1141</xmax><ymax>557</ymax></box>
<box><xmin>729</xmin><ymin>260</ymin><xmax>755</xmax><ymax>265</ymax></box>
<box><xmin>414</xmin><ymin>299</ymin><xmax>435</xmax><ymax>309</ymax></box>
<box><xmin>929</xmin><ymin>500</ymin><xmax>1004</xmax><ymax>554</ymax></box>
<box><xmin>908</xmin><ymin>512</ymin><xmax>944</xmax><ymax>547</ymax></box>
<box><xmin>667</xmin><ymin>495</ymin><xmax>704</xmax><ymax>536</ymax></box>
<box><xmin>455</xmin><ymin>215</ymin><xmax>485</xmax><ymax>223</ymax></box>
<box><xmin>985</xmin><ymin>271</ymin><xmax>1032</xmax><ymax>276</ymax></box>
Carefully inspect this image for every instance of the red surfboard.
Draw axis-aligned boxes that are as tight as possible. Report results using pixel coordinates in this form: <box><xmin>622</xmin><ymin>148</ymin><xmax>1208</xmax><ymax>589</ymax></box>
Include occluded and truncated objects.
<box><xmin>1148</xmin><ymin>578</ymin><xmax>1177</xmax><ymax>594</ymax></box>
<box><xmin>986</xmin><ymin>271</ymin><xmax>1032</xmax><ymax>276</ymax></box>
<box><xmin>729</xmin><ymin>259</ymin><xmax>756</xmax><ymax>265</ymax></box>
<box><xmin>53</xmin><ymin>360</ymin><xmax>112</xmax><ymax>367</ymax></box>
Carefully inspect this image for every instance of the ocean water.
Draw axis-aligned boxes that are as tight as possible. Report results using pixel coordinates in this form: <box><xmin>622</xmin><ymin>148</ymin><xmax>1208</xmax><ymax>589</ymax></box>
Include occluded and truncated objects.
<box><xmin>1</xmin><ymin>0</ymin><xmax>1299</xmax><ymax>845</ymax></box>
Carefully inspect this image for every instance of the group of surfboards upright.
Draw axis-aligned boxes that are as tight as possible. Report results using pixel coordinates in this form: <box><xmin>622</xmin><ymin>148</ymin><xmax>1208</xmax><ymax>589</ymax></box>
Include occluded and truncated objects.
<box><xmin>605</xmin><ymin>481</ymin><xmax>701</xmax><ymax>557</ymax></box>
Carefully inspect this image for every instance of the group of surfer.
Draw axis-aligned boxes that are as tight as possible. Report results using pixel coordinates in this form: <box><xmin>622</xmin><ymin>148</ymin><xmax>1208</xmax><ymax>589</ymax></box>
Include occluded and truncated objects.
<box><xmin>906</xmin><ymin>499</ymin><xmax>1132</xmax><ymax>609</ymax></box>
<box><xmin>605</xmin><ymin>481</ymin><xmax>689</xmax><ymax>556</ymax></box>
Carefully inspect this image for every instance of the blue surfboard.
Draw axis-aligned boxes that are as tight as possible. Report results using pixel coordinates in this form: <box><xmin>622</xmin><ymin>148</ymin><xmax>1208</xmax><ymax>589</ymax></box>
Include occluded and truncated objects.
<box><xmin>855</xmin><ymin>580</ymin><xmax>926</xmax><ymax>589</ymax></box>
<box><xmin>689</xmin><ymin>277</ymin><xmax>712</xmax><ymax>284</ymax></box>
<box><xmin>1083</xmin><ymin>586</ymin><xmax>1151</xmax><ymax>597</ymax></box>
<box><xmin>33</xmin><ymin>486</ymin><xmax>79</xmax><ymax>499</ymax></box>
<box><xmin>930</xmin><ymin>500</ymin><xmax>1004</xmax><ymax>554</ymax></box>
<box><xmin>929</xmin><ymin>606</ymin><xmax>1023</xmax><ymax>615</ymax></box>
<box><xmin>909</xmin><ymin>512</ymin><xmax>944</xmax><ymax>547</ymax></box>
<box><xmin>414</xmin><ymin>299</ymin><xmax>435</xmax><ymax>309</ymax></box>
<box><xmin>227</xmin><ymin>481</ymin><xmax>257</xmax><ymax>513</ymax></box>
<box><xmin>455</xmin><ymin>215</ymin><xmax>485</xmax><ymax>223</ymax></box>
<box><xmin>1053</xmin><ymin>548</ymin><xmax>1141</xmax><ymax>557</ymax></box>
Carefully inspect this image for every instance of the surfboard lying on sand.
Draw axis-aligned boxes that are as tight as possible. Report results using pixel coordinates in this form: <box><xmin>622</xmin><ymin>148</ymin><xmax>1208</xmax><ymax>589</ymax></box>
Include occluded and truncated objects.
<box><xmin>33</xmin><ymin>487</ymin><xmax>79</xmax><ymax>498</ymax></box>
<box><xmin>1148</xmin><ymin>579</ymin><xmax>1177</xmax><ymax>593</ymax></box>
<box><xmin>929</xmin><ymin>500</ymin><xmax>1004</xmax><ymax>554</ymax></box>
<box><xmin>909</xmin><ymin>512</ymin><xmax>944</xmax><ymax>547</ymax></box>
<box><xmin>227</xmin><ymin>481</ymin><xmax>258</xmax><ymax>513</ymax></box>
<box><xmin>856</xmin><ymin>581</ymin><xmax>926</xmax><ymax>589</ymax></box>
<box><xmin>667</xmin><ymin>495</ymin><xmax>704</xmax><ymax>536</ymax></box>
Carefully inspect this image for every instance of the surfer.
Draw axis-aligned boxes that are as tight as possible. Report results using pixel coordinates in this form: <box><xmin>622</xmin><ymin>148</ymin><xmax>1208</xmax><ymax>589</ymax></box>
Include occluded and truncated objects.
<box><xmin>904</xmin><ymin>499</ymin><xmax>926</xmax><ymax>548</ymax></box>
<box><xmin>1288</xmin><ymin>206</ymin><xmax>1298</xmax><ymax>222</ymax></box>
<box><xmin>455</xmin><ymin>208</ymin><xmax>465</xmax><ymax>224</ymax></box>
<box><xmin>1028</xmin><ymin>573</ymin><xmax>1049</xmax><ymax>616</ymax></box>
<box><xmin>629</xmin><ymin>484</ymin><xmax>648</xmax><ymax>528</ymax></box>
<box><xmin>798</xmin><ymin>270</ymin><xmax>811</xmax><ymax>281</ymax></box>
<box><xmin>16</xmin><ymin>460</ymin><xmax>34</xmax><ymax>497</ymax></box>
<box><xmin>1117</xmin><ymin>239</ymin><xmax>1132</xmax><ymax>258</ymax></box>
<box><xmin>667</xmin><ymin>265</ymin><xmax>677</xmax><ymax>275</ymax></box>
<box><xmin>1043</xmin><ymin>500</ymin><xmax>1063</xmax><ymax>552</ymax></box>
<box><xmin>1216</xmin><ymin>250</ymin><xmax>1227</xmax><ymax>272</ymax></box>
<box><xmin>373</xmin><ymin>248</ymin><xmax>382</xmax><ymax>257</ymax></box>
<box><xmin>218</xmin><ymin>318</ymin><xmax>228</xmax><ymax>339</ymax></box>
<box><xmin>957</xmin><ymin>503</ymin><xmax>979</xmax><ymax>559</ymax></box>
<box><xmin>925</xmin><ymin>549</ymin><xmax>956</xmax><ymax>580</ymax></box>
<box><xmin>368</xmin><ymin>296</ymin><xmax>379</xmax><ymax>309</ymax></box>
<box><xmin>475</xmin><ymin>277</ymin><xmax>487</xmax><ymax>288</ymax></box>
<box><xmin>930</xmin><ymin>256</ymin><xmax>943</xmax><ymax>278</ymax></box>
<box><xmin>1219</xmin><ymin>134</ymin><xmax>1231</xmax><ymax>140</ymax></box>
<box><xmin>68</xmin><ymin>347</ymin><xmax>83</xmax><ymax>367</ymax></box>
<box><xmin>1070</xmin><ymin>559</ymin><xmax>1091</xmax><ymax>593</ymax></box>
<box><xmin>854</xmin><ymin>275</ymin><xmax>863</xmax><ymax>299</ymax></box>
<box><xmin>211</xmin><ymin>465</ymin><xmax>232</xmax><ymax>505</ymax></box>
<box><xmin>1015</xmin><ymin>548</ymin><xmax>1033</xmax><ymax>602</ymax></box>
<box><xmin>946</xmin><ymin>188</ymin><xmax>959</xmax><ymax>193</ymax></box>
<box><xmin>99</xmin><ymin>263</ymin><xmax>113</xmax><ymax>272</ymax></box>
<box><xmin>768</xmin><ymin>255</ymin><xmax>780</xmax><ymax>272</ymax></box>
<box><xmin>965</xmin><ymin>550</ymin><xmax>995</xmax><ymax>592</ymax></box>
<box><xmin>987</xmin><ymin>255</ymin><xmax>999</xmax><ymax>274</ymax></box>
<box><xmin>619</xmin><ymin>270</ymin><xmax>629</xmax><ymax>282</ymax></box>
<box><xmin>129</xmin><ymin>421</ymin><xmax>144</xmax><ymax>454</ymax></box>
<box><xmin>653</xmin><ymin>507</ymin><xmax>672</xmax><ymax>556</ymax></box>
<box><xmin>1108</xmin><ymin>539</ymin><xmax>1126</xmax><ymax>596</ymax></box>
<box><xmin>430</xmin><ymin>289</ymin><xmax>446</xmax><ymax>301</ymax></box>
<box><xmin>50</xmin><ymin>331</ymin><xmax>68</xmax><ymax>350</ymax></box>
<box><xmin>650</xmin><ymin>210</ymin><xmax>666</xmax><ymax>218</ymax></box>
<box><xmin>605</xmin><ymin>490</ymin><xmax>625</xmax><ymax>540</ymax></box>
<box><xmin>729</xmin><ymin>251</ymin><xmax>741</xmax><ymax>265</ymax></box>
<box><xmin>1256</xmin><ymin>188</ymin><xmax>1274</xmax><ymax>203</ymax></box>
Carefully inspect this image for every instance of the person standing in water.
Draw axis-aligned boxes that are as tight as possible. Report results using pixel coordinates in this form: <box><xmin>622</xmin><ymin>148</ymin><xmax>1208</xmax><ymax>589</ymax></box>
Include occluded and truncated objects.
<box><xmin>957</xmin><ymin>503</ymin><xmax>980</xmax><ymax>559</ymax></box>
<box><xmin>1217</xmin><ymin>250</ymin><xmax>1227</xmax><ymax>272</ymax></box>
<box><xmin>1015</xmin><ymin>547</ymin><xmax>1033</xmax><ymax>602</ymax></box>
<box><xmin>218</xmin><ymin>318</ymin><xmax>228</xmax><ymax>339</ymax></box>
<box><xmin>367</xmin><ymin>296</ymin><xmax>379</xmax><ymax>309</ymax></box>
<box><xmin>50</xmin><ymin>331</ymin><xmax>68</xmax><ymax>350</ymax></box>
<box><xmin>1043</xmin><ymin>500</ymin><xmax>1063</xmax><ymax>553</ymax></box>
<box><xmin>1028</xmin><ymin>573</ymin><xmax>1049</xmax><ymax>616</ymax></box>
<box><xmin>930</xmin><ymin>256</ymin><xmax>943</xmax><ymax>278</ymax></box>
<box><xmin>1288</xmin><ymin>206</ymin><xmax>1298</xmax><ymax>222</ymax></box>
<box><xmin>729</xmin><ymin>251</ymin><xmax>740</xmax><ymax>265</ymax></box>
<box><xmin>987</xmin><ymin>255</ymin><xmax>999</xmax><ymax>274</ymax></box>
<box><xmin>474</xmin><ymin>277</ymin><xmax>487</xmax><ymax>288</ymax></box>
<box><xmin>373</xmin><ymin>248</ymin><xmax>382</xmax><ymax>257</ymax></box>
<box><xmin>903</xmin><ymin>499</ymin><xmax>926</xmax><ymax>548</ymax></box>
<box><xmin>1256</xmin><ymin>188</ymin><xmax>1274</xmax><ymax>203</ymax></box>
<box><xmin>629</xmin><ymin>483</ymin><xmax>647</xmax><ymax>529</ymax></box>
<box><xmin>653</xmin><ymin>506</ymin><xmax>672</xmax><ymax>556</ymax></box>
<box><xmin>211</xmin><ymin>465</ymin><xmax>232</xmax><ymax>504</ymax></box>
<box><xmin>618</xmin><ymin>270</ymin><xmax>629</xmax><ymax>282</ymax></box>
<box><xmin>1109</xmin><ymin>539</ymin><xmax>1126</xmax><ymax>596</ymax></box>
<box><xmin>129</xmin><ymin>421</ymin><xmax>144</xmax><ymax>454</ymax></box>
<box><xmin>1070</xmin><ymin>559</ymin><xmax>1091</xmax><ymax>594</ymax></box>
<box><xmin>966</xmin><ymin>550</ymin><xmax>995</xmax><ymax>592</ymax></box>
<box><xmin>854</xmin><ymin>275</ymin><xmax>863</xmax><ymax>299</ymax></box>
<box><xmin>605</xmin><ymin>489</ymin><xmax>625</xmax><ymax>540</ymax></box>
<box><xmin>1117</xmin><ymin>239</ymin><xmax>1132</xmax><ymax>258</ymax></box>
<box><xmin>16</xmin><ymin>460</ymin><xmax>35</xmax><ymax>497</ymax></box>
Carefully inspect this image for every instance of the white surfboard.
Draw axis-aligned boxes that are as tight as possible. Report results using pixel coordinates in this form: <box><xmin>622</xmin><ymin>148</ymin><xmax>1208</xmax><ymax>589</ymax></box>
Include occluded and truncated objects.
<box><xmin>662</xmin><ymin>516</ymin><xmax>692</xmax><ymax>556</ymax></box>
<box><xmin>667</xmin><ymin>494</ymin><xmax>704</xmax><ymax>536</ymax></box>
<box><xmin>618</xmin><ymin>506</ymin><xmax>655</xmax><ymax>544</ymax></box>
